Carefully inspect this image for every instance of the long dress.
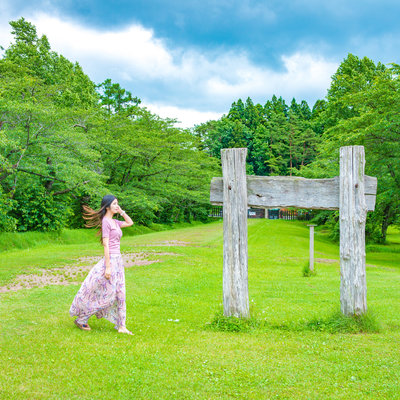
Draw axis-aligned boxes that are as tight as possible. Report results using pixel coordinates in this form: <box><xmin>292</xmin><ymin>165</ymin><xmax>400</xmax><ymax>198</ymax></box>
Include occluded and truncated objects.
<box><xmin>69</xmin><ymin>218</ymin><xmax>126</xmax><ymax>328</ymax></box>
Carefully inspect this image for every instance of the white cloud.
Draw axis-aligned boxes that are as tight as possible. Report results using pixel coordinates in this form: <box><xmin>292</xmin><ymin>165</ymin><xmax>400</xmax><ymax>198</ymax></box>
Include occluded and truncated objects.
<box><xmin>32</xmin><ymin>14</ymin><xmax>176</xmax><ymax>79</ymax></box>
<box><xmin>142</xmin><ymin>102</ymin><xmax>223</xmax><ymax>128</ymax></box>
<box><xmin>204</xmin><ymin>52</ymin><xmax>337</xmax><ymax>103</ymax></box>
<box><xmin>0</xmin><ymin>11</ymin><xmax>338</xmax><ymax>127</ymax></box>
<box><xmin>0</xmin><ymin>3</ymin><xmax>13</xmax><ymax>52</ymax></box>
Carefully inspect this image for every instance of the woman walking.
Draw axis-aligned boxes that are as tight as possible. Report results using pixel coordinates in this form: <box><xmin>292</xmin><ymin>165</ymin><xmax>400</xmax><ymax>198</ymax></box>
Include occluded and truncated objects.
<box><xmin>70</xmin><ymin>195</ymin><xmax>134</xmax><ymax>334</ymax></box>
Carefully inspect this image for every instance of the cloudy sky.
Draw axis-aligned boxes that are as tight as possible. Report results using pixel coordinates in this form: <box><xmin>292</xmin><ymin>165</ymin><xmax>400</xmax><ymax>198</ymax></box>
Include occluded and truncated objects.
<box><xmin>1</xmin><ymin>1</ymin><xmax>399</xmax><ymax>127</ymax></box>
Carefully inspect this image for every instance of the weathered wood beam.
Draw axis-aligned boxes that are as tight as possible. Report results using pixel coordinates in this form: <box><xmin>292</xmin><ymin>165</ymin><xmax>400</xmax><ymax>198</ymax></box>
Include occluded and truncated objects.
<box><xmin>340</xmin><ymin>146</ymin><xmax>367</xmax><ymax>316</ymax></box>
<box><xmin>221</xmin><ymin>148</ymin><xmax>249</xmax><ymax>318</ymax></box>
<box><xmin>210</xmin><ymin>175</ymin><xmax>377</xmax><ymax>211</ymax></box>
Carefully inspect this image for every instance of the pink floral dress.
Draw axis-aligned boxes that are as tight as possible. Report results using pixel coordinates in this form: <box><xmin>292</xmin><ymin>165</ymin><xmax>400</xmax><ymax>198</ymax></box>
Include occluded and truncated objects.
<box><xmin>69</xmin><ymin>218</ymin><xmax>127</xmax><ymax>328</ymax></box>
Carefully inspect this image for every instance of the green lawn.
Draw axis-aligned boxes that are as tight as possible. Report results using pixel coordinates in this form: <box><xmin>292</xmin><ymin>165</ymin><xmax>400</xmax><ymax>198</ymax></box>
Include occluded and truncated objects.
<box><xmin>1</xmin><ymin>220</ymin><xmax>400</xmax><ymax>399</ymax></box>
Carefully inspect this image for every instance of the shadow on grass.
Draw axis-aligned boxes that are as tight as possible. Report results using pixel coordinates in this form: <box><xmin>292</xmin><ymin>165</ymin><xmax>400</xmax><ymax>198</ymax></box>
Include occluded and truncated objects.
<box><xmin>206</xmin><ymin>309</ymin><xmax>381</xmax><ymax>335</ymax></box>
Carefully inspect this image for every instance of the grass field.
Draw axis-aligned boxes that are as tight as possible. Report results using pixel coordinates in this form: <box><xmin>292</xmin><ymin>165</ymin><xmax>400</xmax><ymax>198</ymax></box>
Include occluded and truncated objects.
<box><xmin>1</xmin><ymin>219</ymin><xmax>400</xmax><ymax>399</ymax></box>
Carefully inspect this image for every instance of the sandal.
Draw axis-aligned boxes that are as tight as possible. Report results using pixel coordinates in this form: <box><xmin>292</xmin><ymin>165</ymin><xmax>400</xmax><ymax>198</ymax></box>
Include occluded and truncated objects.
<box><xmin>74</xmin><ymin>319</ymin><xmax>91</xmax><ymax>331</ymax></box>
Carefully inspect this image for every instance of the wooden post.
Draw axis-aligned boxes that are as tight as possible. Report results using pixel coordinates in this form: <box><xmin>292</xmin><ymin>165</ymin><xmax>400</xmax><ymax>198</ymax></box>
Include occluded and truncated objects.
<box><xmin>340</xmin><ymin>146</ymin><xmax>368</xmax><ymax>316</ymax></box>
<box><xmin>307</xmin><ymin>224</ymin><xmax>317</xmax><ymax>272</ymax></box>
<box><xmin>221</xmin><ymin>148</ymin><xmax>249</xmax><ymax>318</ymax></box>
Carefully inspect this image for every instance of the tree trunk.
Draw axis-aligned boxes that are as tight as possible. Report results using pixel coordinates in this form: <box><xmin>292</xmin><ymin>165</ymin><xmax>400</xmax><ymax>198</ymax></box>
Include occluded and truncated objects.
<box><xmin>381</xmin><ymin>203</ymin><xmax>394</xmax><ymax>242</ymax></box>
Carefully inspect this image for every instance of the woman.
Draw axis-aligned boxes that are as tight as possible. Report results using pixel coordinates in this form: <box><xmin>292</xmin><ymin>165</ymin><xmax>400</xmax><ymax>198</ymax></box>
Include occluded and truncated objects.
<box><xmin>70</xmin><ymin>195</ymin><xmax>134</xmax><ymax>334</ymax></box>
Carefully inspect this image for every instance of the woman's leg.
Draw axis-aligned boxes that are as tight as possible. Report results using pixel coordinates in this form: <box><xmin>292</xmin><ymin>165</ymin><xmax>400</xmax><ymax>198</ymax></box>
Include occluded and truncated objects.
<box><xmin>114</xmin><ymin>259</ymin><xmax>132</xmax><ymax>334</ymax></box>
<box><xmin>116</xmin><ymin>273</ymin><xmax>127</xmax><ymax>328</ymax></box>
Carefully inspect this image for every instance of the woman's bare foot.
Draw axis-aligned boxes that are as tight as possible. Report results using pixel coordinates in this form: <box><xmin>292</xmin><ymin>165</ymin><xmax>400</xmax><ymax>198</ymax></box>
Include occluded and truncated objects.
<box><xmin>118</xmin><ymin>326</ymin><xmax>133</xmax><ymax>335</ymax></box>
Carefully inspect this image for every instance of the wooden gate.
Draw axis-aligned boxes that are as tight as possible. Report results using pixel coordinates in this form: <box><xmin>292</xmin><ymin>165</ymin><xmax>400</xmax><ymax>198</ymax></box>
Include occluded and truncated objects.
<box><xmin>210</xmin><ymin>146</ymin><xmax>377</xmax><ymax>318</ymax></box>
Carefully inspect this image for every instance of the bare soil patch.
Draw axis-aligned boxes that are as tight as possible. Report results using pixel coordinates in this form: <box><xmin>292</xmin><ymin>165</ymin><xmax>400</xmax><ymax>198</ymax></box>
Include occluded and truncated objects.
<box><xmin>143</xmin><ymin>240</ymin><xmax>193</xmax><ymax>247</ymax></box>
<box><xmin>0</xmin><ymin>252</ymin><xmax>178</xmax><ymax>293</ymax></box>
<box><xmin>315</xmin><ymin>258</ymin><xmax>339</xmax><ymax>264</ymax></box>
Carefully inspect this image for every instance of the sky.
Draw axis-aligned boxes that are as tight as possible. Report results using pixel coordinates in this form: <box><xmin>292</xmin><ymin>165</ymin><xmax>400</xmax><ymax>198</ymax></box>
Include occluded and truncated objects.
<box><xmin>1</xmin><ymin>0</ymin><xmax>399</xmax><ymax>127</ymax></box>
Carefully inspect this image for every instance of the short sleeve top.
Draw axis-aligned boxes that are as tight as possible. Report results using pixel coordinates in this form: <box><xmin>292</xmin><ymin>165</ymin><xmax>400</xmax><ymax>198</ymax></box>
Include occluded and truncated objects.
<box><xmin>102</xmin><ymin>218</ymin><xmax>124</xmax><ymax>254</ymax></box>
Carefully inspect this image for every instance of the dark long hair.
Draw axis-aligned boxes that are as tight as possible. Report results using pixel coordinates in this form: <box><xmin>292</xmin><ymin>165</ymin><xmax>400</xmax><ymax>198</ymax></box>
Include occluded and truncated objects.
<box><xmin>82</xmin><ymin>195</ymin><xmax>116</xmax><ymax>243</ymax></box>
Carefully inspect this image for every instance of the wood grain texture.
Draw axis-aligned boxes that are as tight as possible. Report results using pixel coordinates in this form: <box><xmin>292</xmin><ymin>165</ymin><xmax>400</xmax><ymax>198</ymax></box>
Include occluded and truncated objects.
<box><xmin>221</xmin><ymin>148</ymin><xmax>249</xmax><ymax>318</ymax></box>
<box><xmin>210</xmin><ymin>175</ymin><xmax>377</xmax><ymax>211</ymax></box>
<box><xmin>340</xmin><ymin>146</ymin><xmax>368</xmax><ymax>316</ymax></box>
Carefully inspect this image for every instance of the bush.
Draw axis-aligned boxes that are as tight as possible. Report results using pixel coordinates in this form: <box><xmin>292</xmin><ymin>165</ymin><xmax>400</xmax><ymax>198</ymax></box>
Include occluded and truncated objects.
<box><xmin>0</xmin><ymin>190</ymin><xmax>17</xmax><ymax>232</ymax></box>
<box><xmin>11</xmin><ymin>186</ymin><xmax>72</xmax><ymax>231</ymax></box>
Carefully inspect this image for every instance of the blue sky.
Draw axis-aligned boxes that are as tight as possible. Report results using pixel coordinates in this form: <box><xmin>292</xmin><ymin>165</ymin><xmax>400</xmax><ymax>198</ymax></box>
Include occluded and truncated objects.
<box><xmin>1</xmin><ymin>0</ymin><xmax>399</xmax><ymax>127</ymax></box>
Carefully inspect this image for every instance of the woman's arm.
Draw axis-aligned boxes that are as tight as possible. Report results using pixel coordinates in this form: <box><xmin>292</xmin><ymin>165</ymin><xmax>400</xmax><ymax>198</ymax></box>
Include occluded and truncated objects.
<box><xmin>103</xmin><ymin>237</ymin><xmax>111</xmax><ymax>279</ymax></box>
<box><xmin>117</xmin><ymin>206</ymin><xmax>134</xmax><ymax>228</ymax></box>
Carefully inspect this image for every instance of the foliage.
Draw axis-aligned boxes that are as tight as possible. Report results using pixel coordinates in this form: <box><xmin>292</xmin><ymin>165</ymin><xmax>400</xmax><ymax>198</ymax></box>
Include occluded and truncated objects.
<box><xmin>0</xmin><ymin>188</ymin><xmax>17</xmax><ymax>232</ymax></box>
<box><xmin>97</xmin><ymin>78</ymin><xmax>141</xmax><ymax>112</ymax></box>
<box><xmin>11</xmin><ymin>185</ymin><xmax>73</xmax><ymax>231</ymax></box>
<box><xmin>0</xmin><ymin>18</ymin><xmax>218</xmax><ymax>232</ymax></box>
<box><xmin>303</xmin><ymin>54</ymin><xmax>400</xmax><ymax>242</ymax></box>
<box><xmin>195</xmin><ymin>95</ymin><xmax>320</xmax><ymax>176</ymax></box>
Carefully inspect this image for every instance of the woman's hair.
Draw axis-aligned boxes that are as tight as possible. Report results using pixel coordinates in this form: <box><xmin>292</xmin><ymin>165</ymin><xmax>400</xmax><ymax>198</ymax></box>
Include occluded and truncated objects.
<box><xmin>82</xmin><ymin>195</ymin><xmax>116</xmax><ymax>243</ymax></box>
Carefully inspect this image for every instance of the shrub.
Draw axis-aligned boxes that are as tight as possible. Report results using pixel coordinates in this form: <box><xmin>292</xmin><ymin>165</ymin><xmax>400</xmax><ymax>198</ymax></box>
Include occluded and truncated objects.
<box><xmin>0</xmin><ymin>190</ymin><xmax>17</xmax><ymax>232</ymax></box>
<box><xmin>12</xmin><ymin>186</ymin><xmax>72</xmax><ymax>231</ymax></box>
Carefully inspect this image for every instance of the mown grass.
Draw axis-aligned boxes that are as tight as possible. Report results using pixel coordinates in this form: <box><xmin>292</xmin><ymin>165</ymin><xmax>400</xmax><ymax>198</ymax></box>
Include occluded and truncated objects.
<box><xmin>0</xmin><ymin>221</ymin><xmax>206</xmax><ymax>285</ymax></box>
<box><xmin>0</xmin><ymin>221</ymin><xmax>206</xmax><ymax>252</ymax></box>
<box><xmin>1</xmin><ymin>220</ymin><xmax>400</xmax><ymax>399</ymax></box>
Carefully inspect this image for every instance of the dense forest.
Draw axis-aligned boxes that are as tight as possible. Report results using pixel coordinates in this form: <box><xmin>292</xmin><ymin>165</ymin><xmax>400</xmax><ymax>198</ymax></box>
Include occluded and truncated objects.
<box><xmin>1</xmin><ymin>18</ymin><xmax>399</xmax><ymax>242</ymax></box>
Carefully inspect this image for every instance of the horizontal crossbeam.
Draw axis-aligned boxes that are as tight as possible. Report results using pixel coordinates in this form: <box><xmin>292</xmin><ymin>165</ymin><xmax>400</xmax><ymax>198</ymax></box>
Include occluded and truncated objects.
<box><xmin>210</xmin><ymin>175</ymin><xmax>377</xmax><ymax>211</ymax></box>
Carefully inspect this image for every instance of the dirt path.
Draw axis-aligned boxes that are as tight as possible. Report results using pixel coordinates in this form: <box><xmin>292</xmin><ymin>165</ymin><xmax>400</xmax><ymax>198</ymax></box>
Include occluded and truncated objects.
<box><xmin>0</xmin><ymin>251</ymin><xmax>178</xmax><ymax>293</ymax></box>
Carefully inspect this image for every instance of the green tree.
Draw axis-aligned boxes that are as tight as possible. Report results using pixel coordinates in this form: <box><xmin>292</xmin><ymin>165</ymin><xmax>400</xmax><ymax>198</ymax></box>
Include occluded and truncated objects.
<box><xmin>323</xmin><ymin>53</ymin><xmax>386</xmax><ymax>129</ymax></box>
<box><xmin>97</xmin><ymin>78</ymin><xmax>141</xmax><ymax>113</ymax></box>
<box><xmin>196</xmin><ymin>95</ymin><xmax>320</xmax><ymax>176</ymax></box>
<box><xmin>5</xmin><ymin>18</ymin><xmax>98</xmax><ymax>108</ymax></box>
<box><xmin>305</xmin><ymin>56</ymin><xmax>399</xmax><ymax>241</ymax></box>
<box><xmin>0</xmin><ymin>60</ymin><xmax>106</xmax><ymax>230</ymax></box>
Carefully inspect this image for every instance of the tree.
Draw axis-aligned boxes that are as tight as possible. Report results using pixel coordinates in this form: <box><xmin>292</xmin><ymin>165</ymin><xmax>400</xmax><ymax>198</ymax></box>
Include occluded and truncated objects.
<box><xmin>323</xmin><ymin>53</ymin><xmax>386</xmax><ymax>129</ymax></box>
<box><xmin>304</xmin><ymin>56</ymin><xmax>400</xmax><ymax>241</ymax></box>
<box><xmin>0</xmin><ymin>59</ymin><xmax>106</xmax><ymax>230</ymax></box>
<box><xmin>1</xmin><ymin>18</ymin><xmax>219</xmax><ymax>231</ymax></box>
<box><xmin>195</xmin><ymin>95</ymin><xmax>320</xmax><ymax>176</ymax></box>
<box><xmin>5</xmin><ymin>18</ymin><xmax>98</xmax><ymax>108</ymax></box>
<box><xmin>97</xmin><ymin>78</ymin><xmax>141</xmax><ymax>113</ymax></box>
